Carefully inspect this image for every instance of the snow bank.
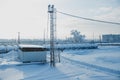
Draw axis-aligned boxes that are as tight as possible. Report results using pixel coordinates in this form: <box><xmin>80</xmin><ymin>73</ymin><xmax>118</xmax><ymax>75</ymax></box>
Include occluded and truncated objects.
<box><xmin>45</xmin><ymin>43</ymin><xmax>98</xmax><ymax>50</ymax></box>
<box><xmin>0</xmin><ymin>68</ymin><xmax>24</xmax><ymax>80</ymax></box>
<box><xmin>0</xmin><ymin>45</ymin><xmax>18</xmax><ymax>53</ymax></box>
<box><xmin>0</xmin><ymin>45</ymin><xmax>6</xmax><ymax>53</ymax></box>
<box><xmin>3</xmin><ymin>50</ymin><xmax>19</xmax><ymax>61</ymax></box>
<box><xmin>0</xmin><ymin>50</ymin><xmax>19</xmax><ymax>65</ymax></box>
<box><xmin>63</xmin><ymin>46</ymin><xmax>120</xmax><ymax>71</ymax></box>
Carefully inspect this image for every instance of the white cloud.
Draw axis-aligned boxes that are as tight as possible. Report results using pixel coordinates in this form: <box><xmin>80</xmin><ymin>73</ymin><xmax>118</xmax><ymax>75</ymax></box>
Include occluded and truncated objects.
<box><xmin>95</xmin><ymin>7</ymin><xmax>120</xmax><ymax>22</ymax></box>
<box><xmin>99</xmin><ymin>7</ymin><xmax>112</xmax><ymax>12</ymax></box>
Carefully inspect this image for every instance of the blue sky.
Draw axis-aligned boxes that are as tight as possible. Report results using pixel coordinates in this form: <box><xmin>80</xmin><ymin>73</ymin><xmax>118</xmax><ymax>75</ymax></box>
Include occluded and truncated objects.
<box><xmin>0</xmin><ymin>0</ymin><xmax>120</xmax><ymax>39</ymax></box>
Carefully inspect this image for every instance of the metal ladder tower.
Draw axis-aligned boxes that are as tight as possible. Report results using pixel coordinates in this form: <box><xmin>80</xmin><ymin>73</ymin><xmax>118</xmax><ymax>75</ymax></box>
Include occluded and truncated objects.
<box><xmin>48</xmin><ymin>5</ymin><xmax>56</xmax><ymax>67</ymax></box>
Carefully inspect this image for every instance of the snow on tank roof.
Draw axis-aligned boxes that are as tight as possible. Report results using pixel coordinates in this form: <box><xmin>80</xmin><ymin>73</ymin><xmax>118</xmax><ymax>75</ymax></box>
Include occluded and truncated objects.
<box><xmin>19</xmin><ymin>44</ymin><xmax>47</xmax><ymax>51</ymax></box>
<box><xmin>19</xmin><ymin>44</ymin><xmax>44</xmax><ymax>48</ymax></box>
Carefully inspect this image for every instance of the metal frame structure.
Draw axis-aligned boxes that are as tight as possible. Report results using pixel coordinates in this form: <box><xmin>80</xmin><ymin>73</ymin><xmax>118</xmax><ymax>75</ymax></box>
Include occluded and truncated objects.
<box><xmin>48</xmin><ymin>5</ymin><xmax>56</xmax><ymax>67</ymax></box>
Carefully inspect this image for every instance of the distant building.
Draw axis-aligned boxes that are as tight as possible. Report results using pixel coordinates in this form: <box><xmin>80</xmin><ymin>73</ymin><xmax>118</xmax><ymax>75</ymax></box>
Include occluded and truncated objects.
<box><xmin>102</xmin><ymin>34</ymin><xmax>120</xmax><ymax>43</ymax></box>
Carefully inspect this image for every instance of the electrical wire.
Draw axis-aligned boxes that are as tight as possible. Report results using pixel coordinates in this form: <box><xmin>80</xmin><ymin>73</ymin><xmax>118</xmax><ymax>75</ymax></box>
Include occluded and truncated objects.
<box><xmin>57</xmin><ymin>11</ymin><xmax>120</xmax><ymax>25</ymax></box>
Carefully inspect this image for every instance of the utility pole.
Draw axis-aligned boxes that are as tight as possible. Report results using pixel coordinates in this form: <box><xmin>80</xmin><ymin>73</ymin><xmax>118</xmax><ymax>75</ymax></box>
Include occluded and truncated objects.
<box><xmin>43</xmin><ymin>28</ymin><xmax>46</xmax><ymax>44</ymax></box>
<box><xmin>99</xmin><ymin>35</ymin><xmax>102</xmax><ymax>45</ymax></box>
<box><xmin>92</xmin><ymin>32</ymin><xmax>95</xmax><ymax>43</ymax></box>
<box><xmin>48</xmin><ymin>5</ymin><xmax>56</xmax><ymax>67</ymax></box>
<box><xmin>18</xmin><ymin>32</ymin><xmax>20</xmax><ymax>44</ymax></box>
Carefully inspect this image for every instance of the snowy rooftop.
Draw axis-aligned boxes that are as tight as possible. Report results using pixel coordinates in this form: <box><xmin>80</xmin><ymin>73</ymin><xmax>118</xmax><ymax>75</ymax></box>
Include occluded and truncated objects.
<box><xmin>19</xmin><ymin>44</ymin><xmax>44</xmax><ymax>48</ymax></box>
<box><xmin>19</xmin><ymin>44</ymin><xmax>46</xmax><ymax>51</ymax></box>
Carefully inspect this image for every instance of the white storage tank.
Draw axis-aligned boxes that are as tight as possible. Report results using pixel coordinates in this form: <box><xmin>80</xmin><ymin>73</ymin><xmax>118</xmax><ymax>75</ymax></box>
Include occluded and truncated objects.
<box><xmin>18</xmin><ymin>44</ymin><xmax>47</xmax><ymax>63</ymax></box>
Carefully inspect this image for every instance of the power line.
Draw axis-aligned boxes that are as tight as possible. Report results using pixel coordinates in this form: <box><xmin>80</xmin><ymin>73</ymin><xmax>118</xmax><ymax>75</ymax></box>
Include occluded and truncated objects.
<box><xmin>57</xmin><ymin>11</ymin><xmax>120</xmax><ymax>25</ymax></box>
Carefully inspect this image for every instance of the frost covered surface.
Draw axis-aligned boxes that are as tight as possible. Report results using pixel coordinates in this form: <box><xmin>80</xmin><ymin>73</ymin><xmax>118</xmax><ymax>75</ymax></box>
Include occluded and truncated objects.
<box><xmin>19</xmin><ymin>44</ymin><xmax>44</xmax><ymax>48</ymax></box>
<box><xmin>63</xmin><ymin>46</ymin><xmax>120</xmax><ymax>71</ymax></box>
<box><xmin>0</xmin><ymin>46</ymin><xmax>120</xmax><ymax>80</ymax></box>
<box><xmin>45</xmin><ymin>43</ymin><xmax>98</xmax><ymax>50</ymax></box>
<box><xmin>0</xmin><ymin>45</ymin><xmax>18</xmax><ymax>53</ymax></box>
<box><xmin>0</xmin><ymin>68</ymin><xmax>24</xmax><ymax>80</ymax></box>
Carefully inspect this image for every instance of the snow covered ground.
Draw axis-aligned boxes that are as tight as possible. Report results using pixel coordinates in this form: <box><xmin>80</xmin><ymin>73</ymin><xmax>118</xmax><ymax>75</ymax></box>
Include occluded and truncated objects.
<box><xmin>0</xmin><ymin>46</ymin><xmax>120</xmax><ymax>80</ymax></box>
